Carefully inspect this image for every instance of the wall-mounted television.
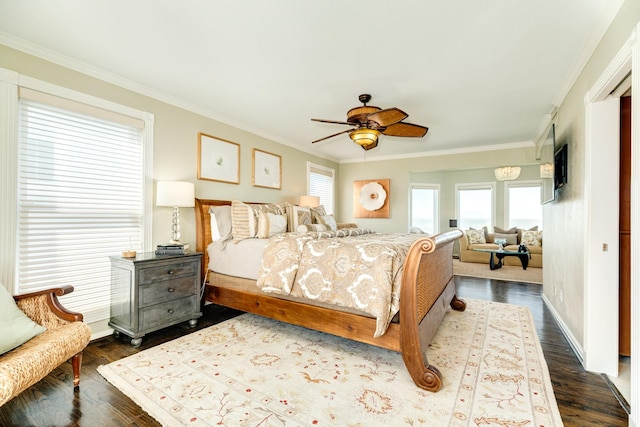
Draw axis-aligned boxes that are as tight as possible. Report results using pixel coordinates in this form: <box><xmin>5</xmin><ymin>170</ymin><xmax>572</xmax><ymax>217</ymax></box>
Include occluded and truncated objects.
<box><xmin>554</xmin><ymin>143</ymin><xmax>568</xmax><ymax>191</ymax></box>
<box><xmin>540</xmin><ymin>123</ymin><xmax>556</xmax><ymax>204</ymax></box>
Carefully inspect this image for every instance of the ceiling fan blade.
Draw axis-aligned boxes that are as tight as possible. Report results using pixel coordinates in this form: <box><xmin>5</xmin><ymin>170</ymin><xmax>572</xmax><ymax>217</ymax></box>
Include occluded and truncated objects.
<box><xmin>367</xmin><ymin>107</ymin><xmax>408</xmax><ymax>127</ymax></box>
<box><xmin>311</xmin><ymin>118</ymin><xmax>352</xmax><ymax>125</ymax></box>
<box><xmin>312</xmin><ymin>128</ymin><xmax>353</xmax><ymax>144</ymax></box>
<box><xmin>381</xmin><ymin>122</ymin><xmax>429</xmax><ymax>138</ymax></box>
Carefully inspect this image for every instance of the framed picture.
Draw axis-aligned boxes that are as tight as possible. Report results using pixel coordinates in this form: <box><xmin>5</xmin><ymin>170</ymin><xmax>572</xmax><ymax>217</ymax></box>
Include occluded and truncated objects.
<box><xmin>197</xmin><ymin>133</ymin><xmax>240</xmax><ymax>184</ymax></box>
<box><xmin>252</xmin><ymin>148</ymin><xmax>281</xmax><ymax>189</ymax></box>
<box><xmin>353</xmin><ymin>179</ymin><xmax>390</xmax><ymax>218</ymax></box>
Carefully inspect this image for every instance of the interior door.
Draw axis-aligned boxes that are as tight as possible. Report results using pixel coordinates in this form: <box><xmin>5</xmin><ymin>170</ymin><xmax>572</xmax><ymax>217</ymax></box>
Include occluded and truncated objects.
<box><xmin>619</xmin><ymin>95</ymin><xmax>631</xmax><ymax>357</ymax></box>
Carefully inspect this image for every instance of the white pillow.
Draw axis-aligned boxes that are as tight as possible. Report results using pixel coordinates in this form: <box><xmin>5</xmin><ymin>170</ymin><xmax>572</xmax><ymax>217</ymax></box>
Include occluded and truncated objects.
<box><xmin>209</xmin><ymin>205</ymin><xmax>232</xmax><ymax>242</ymax></box>
<box><xmin>317</xmin><ymin>214</ymin><xmax>337</xmax><ymax>231</ymax></box>
<box><xmin>257</xmin><ymin>212</ymin><xmax>287</xmax><ymax>238</ymax></box>
<box><xmin>0</xmin><ymin>285</ymin><xmax>46</xmax><ymax>355</ymax></box>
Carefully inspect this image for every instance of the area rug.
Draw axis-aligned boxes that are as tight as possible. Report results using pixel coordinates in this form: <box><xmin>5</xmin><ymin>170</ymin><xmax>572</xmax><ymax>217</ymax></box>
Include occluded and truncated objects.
<box><xmin>453</xmin><ymin>259</ymin><xmax>543</xmax><ymax>284</ymax></box>
<box><xmin>98</xmin><ymin>299</ymin><xmax>562</xmax><ymax>426</ymax></box>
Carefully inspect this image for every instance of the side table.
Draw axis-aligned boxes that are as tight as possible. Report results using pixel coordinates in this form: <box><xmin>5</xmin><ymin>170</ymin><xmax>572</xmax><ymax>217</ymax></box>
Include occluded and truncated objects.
<box><xmin>109</xmin><ymin>252</ymin><xmax>203</xmax><ymax>347</ymax></box>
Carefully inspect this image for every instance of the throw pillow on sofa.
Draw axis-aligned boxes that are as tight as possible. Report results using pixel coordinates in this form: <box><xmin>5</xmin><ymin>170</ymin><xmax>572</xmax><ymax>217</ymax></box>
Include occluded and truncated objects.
<box><xmin>517</xmin><ymin>226</ymin><xmax>539</xmax><ymax>243</ymax></box>
<box><xmin>494</xmin><ymin>226</ymin><xmax>517</xmax><ymax>235</ymax></box>
<box><xmin>0</xmin><ymin>285</ymin><xmax>46</xmax><ymax>355</ymax></box>
<box><xmin>521</xmin><ymin>230</ymin><xmax>543</xmax><ymax>246</ymax></box>
<box><xmin>466</xmin><ymin>229</ymin><xmax>486</xmax><ymax>244</ymax></box>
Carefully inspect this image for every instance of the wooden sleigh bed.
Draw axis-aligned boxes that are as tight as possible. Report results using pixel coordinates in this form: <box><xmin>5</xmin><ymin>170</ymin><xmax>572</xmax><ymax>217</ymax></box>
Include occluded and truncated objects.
<box><xmin>195</xmin><ymin>198</ymin><xmax>465</xmax><ymax>392</ymax></box>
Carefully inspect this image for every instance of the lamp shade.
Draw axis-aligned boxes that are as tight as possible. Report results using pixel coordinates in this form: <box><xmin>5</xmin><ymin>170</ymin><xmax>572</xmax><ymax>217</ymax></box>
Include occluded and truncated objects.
<box><xmin>299</xmin><ymin>195</ymin><xmax>320</xmax><ymax>208</ymax></box>
<box><xmin>156</xmin><ymin>181</ymin><xmax>195</xmax><ymax>207</ymax></box>
<box><xmin>494</xmin><ymin>166</ymin><xmax>521</xmax><ymax>181</ymax></box>
<box><xmin>349</xmin><ymin>128</ymin><xmax>380</xmax><ymax>147</ymax></box>
<box><xmin>540</xmin><ymin>163</ymin><xmax>554</xmax><ymax>179</ymax></box>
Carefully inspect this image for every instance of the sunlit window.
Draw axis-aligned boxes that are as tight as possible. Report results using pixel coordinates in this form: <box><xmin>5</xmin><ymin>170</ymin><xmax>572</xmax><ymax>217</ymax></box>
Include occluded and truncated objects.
<box><xmin>410</xmin><ymin>184</ymin><xmax>439</xmax><ymax>234</ymax></box>
<box><xmin>506</xmin><ymin>182</ymin><xmax>543</xmax><ymax>229</ymax></box>
<box><xmin>456</xmin><ymin>183</ymin><xmax>495</xmax><ymax>230</ymax></box>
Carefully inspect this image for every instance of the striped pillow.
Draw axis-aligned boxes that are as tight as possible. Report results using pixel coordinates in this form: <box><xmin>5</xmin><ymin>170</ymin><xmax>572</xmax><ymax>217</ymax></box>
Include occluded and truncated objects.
<box><xmin>232</xmin><ymin>201</ymin><xmax>288</xmax><ymax>241</ymax></box>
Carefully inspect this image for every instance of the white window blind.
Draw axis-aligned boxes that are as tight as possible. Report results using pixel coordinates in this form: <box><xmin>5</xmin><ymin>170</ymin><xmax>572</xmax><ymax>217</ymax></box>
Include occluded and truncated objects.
<box><xmin>17</xmin><ymin>97</ymin><xmax>145</xmax><ymax>324</ymax></box>
<box><xmin>308</xmin><ymin>163</ymin><xmax>334</xmax><ymax>214</ymax></box>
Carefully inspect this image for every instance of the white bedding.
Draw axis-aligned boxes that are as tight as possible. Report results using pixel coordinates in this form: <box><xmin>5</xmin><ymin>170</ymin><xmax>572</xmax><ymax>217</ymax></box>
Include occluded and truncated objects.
<box><xmin>207</xmin><ymin>238</ymin><xmax>269</xmax><ymax>280</ymax></box>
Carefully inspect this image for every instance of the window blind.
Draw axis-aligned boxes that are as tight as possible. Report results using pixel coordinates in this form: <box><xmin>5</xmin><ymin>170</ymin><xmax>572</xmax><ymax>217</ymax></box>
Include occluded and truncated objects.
<box><xmin>17</xmin><ymin>98</ymin><xmax>144</xmax><ymax>324</ymax></box>
<box><xmin>308</xmin><ymin>164</ymin><xmax>334</xmax><ymax>214</ymax></box>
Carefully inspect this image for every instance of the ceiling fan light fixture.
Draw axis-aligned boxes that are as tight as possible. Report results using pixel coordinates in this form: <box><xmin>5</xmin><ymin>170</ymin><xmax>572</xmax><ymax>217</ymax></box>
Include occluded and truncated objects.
<box><xmin>350</xmin><ymin>128</ymin><xmax>380</xmax><ymax>147</ymax></box>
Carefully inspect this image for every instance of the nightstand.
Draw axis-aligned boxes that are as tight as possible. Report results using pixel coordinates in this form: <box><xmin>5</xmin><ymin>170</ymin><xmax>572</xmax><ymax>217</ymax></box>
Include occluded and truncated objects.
<box><xmin>109</xmin><ymin>252</ymin><xmax>203</xmax><ymax>347</ymax></box>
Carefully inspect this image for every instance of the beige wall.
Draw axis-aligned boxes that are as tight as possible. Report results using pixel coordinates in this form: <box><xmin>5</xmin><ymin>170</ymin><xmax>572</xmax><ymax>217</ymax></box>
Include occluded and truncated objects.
<box><xmin>0</xmin><ymin>44</ymin><xmax>338</xmax><ymax>249</ymax></box>
<box><xmin>539</xmin><ymin>0</ymin><xmax>640</xmax><ymax>347</ymax></box>
<box><xmin>337</xmin><ymin>146</ymin><xmax>538</xmax><ymax>233</ymax></box>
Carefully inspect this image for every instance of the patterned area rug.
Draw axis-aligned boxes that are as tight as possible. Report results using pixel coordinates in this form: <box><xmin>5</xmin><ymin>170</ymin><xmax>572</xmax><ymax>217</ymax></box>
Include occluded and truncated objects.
<box><xmin>98</xmin><ymin>299</ymin><xmax>563</xmax><ymax>426</ymax></box>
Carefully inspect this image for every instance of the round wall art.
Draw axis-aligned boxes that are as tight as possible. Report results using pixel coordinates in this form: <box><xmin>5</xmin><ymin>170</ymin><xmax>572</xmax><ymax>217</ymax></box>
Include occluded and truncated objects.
<box><xmin>360</xmin><ymin>181</ymin><xmax>387</xmax><ymax>211</ymax></box>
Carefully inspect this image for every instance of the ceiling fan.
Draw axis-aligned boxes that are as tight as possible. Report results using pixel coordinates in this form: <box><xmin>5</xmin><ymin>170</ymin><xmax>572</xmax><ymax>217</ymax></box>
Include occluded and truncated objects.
<box><xmin>311</xmin><ymin>94</ymin><xmax>429</xmax><ymax>151</ymax></box>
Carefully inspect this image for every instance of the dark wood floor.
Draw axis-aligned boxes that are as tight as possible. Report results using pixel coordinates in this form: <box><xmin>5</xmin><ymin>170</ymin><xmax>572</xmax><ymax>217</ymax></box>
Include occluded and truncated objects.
<box><xmin>0</xmin><ymin>276</ymin><xmax>629</xmax><ymax>426</ymax></box>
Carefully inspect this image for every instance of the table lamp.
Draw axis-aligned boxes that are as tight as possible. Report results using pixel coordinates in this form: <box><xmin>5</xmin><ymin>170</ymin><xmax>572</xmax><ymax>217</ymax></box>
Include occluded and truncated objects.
<box><xmin>156</xmin><ymin>181</ymin><xmax>195</xmax><ymax>244</ymax></box>
<box><xmin>299</xmin><ymin>195</ymin><xmax>320</xmax><ymax>207</ymax></box>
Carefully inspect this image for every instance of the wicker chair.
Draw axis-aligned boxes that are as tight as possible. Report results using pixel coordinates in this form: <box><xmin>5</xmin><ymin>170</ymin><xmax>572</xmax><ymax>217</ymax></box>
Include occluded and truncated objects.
<box><xmin>0</xmin><ymin>286</ymin><xmax>92</xmax><ymax>406</ymax></box>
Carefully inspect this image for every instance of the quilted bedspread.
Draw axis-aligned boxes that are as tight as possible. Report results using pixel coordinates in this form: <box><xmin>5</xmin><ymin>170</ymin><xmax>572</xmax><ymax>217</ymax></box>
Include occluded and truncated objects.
<box><xmin>256</xmin><ymin>229</ymin><xmax>422</xmax><ymax>337</ymax></box>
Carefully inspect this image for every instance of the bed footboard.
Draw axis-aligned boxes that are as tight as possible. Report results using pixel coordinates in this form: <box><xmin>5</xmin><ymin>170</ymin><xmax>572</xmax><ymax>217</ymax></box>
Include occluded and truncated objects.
<box><xmin>399</xmin><ymin>229</ymin><xmax>465</xmax><ymax>392</ymax></box>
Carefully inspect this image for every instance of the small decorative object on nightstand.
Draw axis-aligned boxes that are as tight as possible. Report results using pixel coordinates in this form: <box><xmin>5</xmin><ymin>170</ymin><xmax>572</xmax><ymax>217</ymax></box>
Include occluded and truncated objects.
<box><xmin>109</xmin><ymin>252</ymin><xmax>202</xmax><ymax>347</ymax></box>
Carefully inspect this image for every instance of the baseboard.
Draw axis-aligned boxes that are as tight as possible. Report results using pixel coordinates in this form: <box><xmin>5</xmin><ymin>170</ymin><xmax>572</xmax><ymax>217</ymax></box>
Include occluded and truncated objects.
<box><xmin>541</xmin><ymin>293</ymin><xmax>585</xmax><ymax>365</ymax></box>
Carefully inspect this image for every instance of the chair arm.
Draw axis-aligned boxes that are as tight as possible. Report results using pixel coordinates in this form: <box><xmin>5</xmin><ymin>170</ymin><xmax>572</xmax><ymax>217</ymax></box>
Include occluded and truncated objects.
<box><xmin>14</xmin><ymin>286</ymin><xmax>84</xmax><ymax>327</ymax></box>
<box><xmin>458</xmin><ymin>231</ymin><xmax>470</xmax><ymax>249</ymax></box>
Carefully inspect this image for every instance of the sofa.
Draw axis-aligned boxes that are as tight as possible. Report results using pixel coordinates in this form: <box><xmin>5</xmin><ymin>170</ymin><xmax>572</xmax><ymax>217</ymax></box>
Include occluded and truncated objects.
<box><xmin>0</xmin><ymin>285</ymin><xmax>92</xmax><ymax>406</ymax></box>
<box><xmin>458</xmin><ymin>226</ymin><xmax>542</xmax><ymax>268</ymax></box>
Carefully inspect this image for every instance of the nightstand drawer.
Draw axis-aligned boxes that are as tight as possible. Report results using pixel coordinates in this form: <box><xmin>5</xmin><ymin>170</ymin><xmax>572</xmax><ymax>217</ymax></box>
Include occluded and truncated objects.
<box><xmin>138</xmin><ymin>277</ymin><xmax>197</xmax><ymax>307</ymax></box>
<box><xmin>139</xmin><ymin>261</ymin><xmax>198</xmax><ymax>285</ymax></box>
<box><xmin>140</xmin><ymin>296</ymin><xmax>197</xmax><ymax>330</ymax></box>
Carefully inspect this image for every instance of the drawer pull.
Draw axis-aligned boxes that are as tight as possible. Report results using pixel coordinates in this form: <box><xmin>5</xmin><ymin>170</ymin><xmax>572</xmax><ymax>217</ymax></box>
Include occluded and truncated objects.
<box><xmin>168</xmin><ymin>287</ymin><xmax>175</xmax><ymax>293</ymax></box>
<box><xmin>167</xmin><ymin>270</ymin><xmax>174</xmax><ymax>275</ymax></box>
<box><xmin>167</xmin><ymin>309</ymin><xmax>174</xmax><ymax>315</ymax></box>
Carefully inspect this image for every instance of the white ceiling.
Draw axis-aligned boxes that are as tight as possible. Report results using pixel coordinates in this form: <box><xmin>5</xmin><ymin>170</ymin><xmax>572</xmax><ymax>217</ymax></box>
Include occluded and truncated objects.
<box><xmin>0</xmin><ymin>1</ymin><xmax>624</xmax><ymax>162</ymax></box>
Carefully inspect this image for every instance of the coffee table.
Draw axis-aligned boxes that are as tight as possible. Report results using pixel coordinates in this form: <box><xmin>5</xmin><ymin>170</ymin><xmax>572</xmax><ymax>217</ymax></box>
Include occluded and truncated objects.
<box><xmin>473</xmin><ymin>248</ymin><xmax>531</xmax><ymax>270</ymax></box>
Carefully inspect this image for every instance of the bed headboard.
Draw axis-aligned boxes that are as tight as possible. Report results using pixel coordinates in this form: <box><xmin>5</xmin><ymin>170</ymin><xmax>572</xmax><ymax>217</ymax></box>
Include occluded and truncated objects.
<box><xmin>194</xmin><ymin>198</ymin><xmax>232</xmax><ymax>280</ymax></box>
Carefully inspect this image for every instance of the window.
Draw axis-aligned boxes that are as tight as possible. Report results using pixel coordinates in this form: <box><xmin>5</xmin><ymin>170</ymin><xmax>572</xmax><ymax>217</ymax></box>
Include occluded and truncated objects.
<box><xmin>307</xmin><ymin>162</ymin><xmax>334</xmax><ymax>214</ymax></box>
<box><xmin>410</xmin><ymin>184</ymin><xmax>439</xmax><ymax>234</ymax></box>
<box><xmin>506</xmin><ymin>182</ymin><xmax>543</xmax><ymax>229</ymax></box>
<box><xmin>1</xmin><ymin>81</ymin><xmax>153</xmax><ymax>325</ymax></box>
<box><xmin>456</xmin><ymin>183</ymin><xmax>495</xmax><ymax>230</ymax></box>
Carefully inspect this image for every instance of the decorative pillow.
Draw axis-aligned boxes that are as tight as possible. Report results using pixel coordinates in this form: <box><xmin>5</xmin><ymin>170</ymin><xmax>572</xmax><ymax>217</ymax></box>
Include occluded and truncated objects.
<box><xmin>209</xmin><ymin>205</ymin><xmax>232</xmax><ymax>243</ymax></box>
<box><xmin>316</xmin><ymin>214</ymin><xmax>337</xmax><ymax>231</ymax></box>
<box><xmin>231</xmin><ymin>200</ymin><xmax>258</xmax><ymax>241</ymax></box>
<box><xmin>290</xmin><ymin>205</ymin><xmax>312</xmax><ymax>231</ymax></box>
<box><xmin>494</xmin><ymin>232</ymin><xmax>518</xmax><ymax>245</ymax></box>
<box><xmin>494</xmin><ymin>226</ymin><xmax>517</xmax><ymax>235</ymax></box>
<box><xmin>521</xmin><ymin>230</ymin><xmax>542</xmax><ymax>247</ymax></box>
<box><xmin>296</xmin><ymin>223</ymin><xmax>329</xmax><ymax>232</ymax></box>
<box><xmin>517</xmin><ymin>226</ymin><xmax>539</xmax><ymax>243</ymax></box>
<box><xmin>470</xmin><ymin>226</ymin><xmax>490</xmax><ymax>242</ymax></box>
<box><xmin>310</xmin><ymin>205</ymin><xmax>327</xmax><ymax>224</ymax></box>
<box><xmin>466</xmin><ymin>229</ymin><xmax>486</xmax><ymax>244</ymax></box>
<box><xmin>257</xmin><ymin>212</ymin><xmax>287</xmax><ymax>238</ymax></box>
<box><xmin>231</xmin><ymin>201</ymin><xmax>286</xmax><ymax>241</ymax></box>
<box><xmin>0</xmin><ymin>285</ymin><xmax>46</xmax><ymax>355</ymax></box>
